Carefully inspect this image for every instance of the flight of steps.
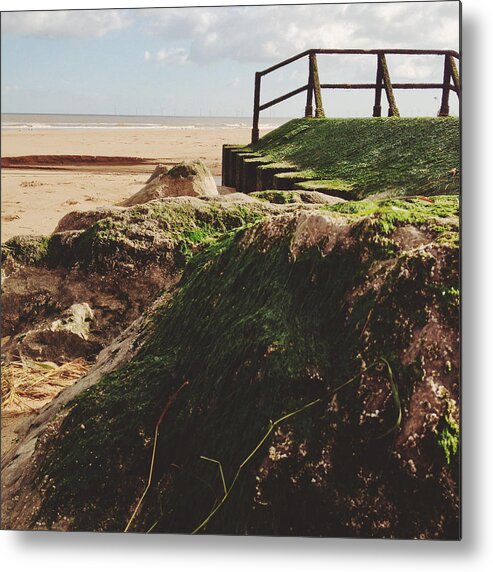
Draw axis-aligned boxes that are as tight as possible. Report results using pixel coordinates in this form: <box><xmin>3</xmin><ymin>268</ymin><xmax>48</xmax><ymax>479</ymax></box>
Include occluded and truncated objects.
<box><xmin>222</xmin><ymin>144</ymin><xmax>355</xmax><ymax>200</ymax></box>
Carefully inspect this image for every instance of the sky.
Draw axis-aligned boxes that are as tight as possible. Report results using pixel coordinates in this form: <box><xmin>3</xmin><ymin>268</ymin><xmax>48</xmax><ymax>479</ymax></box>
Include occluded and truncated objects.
<box><xmin>1</xmin><ymin>1</ymin><xmax>460</xmax><ymax>118</ymax></box>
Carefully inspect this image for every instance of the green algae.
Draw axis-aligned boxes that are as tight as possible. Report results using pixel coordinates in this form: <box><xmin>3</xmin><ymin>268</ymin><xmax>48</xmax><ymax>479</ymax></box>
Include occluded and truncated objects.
<box><xmin>436</xmin><ymin>399</ymin><xmax>460</xmax><ymax>464</ymax></box>
<box><xmin>274</xmin><ymin>170</ymin><xmax>316</xmax><ymax>180</ymax></box>
<box><xmin>69</xmin><ymin>200</ymin><xmax>270</xmax><ymax>268</ymax></box>
<box><xmin>34</xmin><ymin>196</ymin><xmax>459</xmax><ymax>534</ymax></box>
<box><xmin>324</xmin><ymin>194</ymin><xmax>458</xmax><ymax>238</ymax></box>
<box><xmin>251</xmin><ymin>190</ymin><xmax>299</xmax><ymax>204</ymax></box>
<box><xmin>251</xmin><ymin>117</ymin><xmax>460</xmax><ymax>198</ymax></box>
<box><xmin>295</xmin><ymin>179</ymin><xmax>354</xmax><ymax>192</ymax></box>
<box><xmin>1</xmin><ymin>235</ymin><xmax>51</xmax><ymax>267</ymax></box>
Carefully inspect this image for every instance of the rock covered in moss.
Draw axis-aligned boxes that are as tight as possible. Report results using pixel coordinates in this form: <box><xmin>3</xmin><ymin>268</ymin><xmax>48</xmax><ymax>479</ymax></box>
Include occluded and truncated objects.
<box><xmin>252</xmin><ymin>189</ymin><xmax>345</xmax><ymax>205</ymax></box>
<box><xmin>1</xmin><ymin>235</ymin><xmax>50</xmax><ymax>278</ymax></box>
<box><xmin>1</xmin><ymin>196</ymin><xmax>459</xmax><ymax>538</ymax></box>
<box><xmin>1</xmin><ymin>196</ymin><xmax>276</xmax><ymax>363</ymax></box>
<box><xmin>120</xmin><ymin>160</ymin><xmax>218</xmax><ymax>206</ymax></box>
<box><xmin>54</xmin><ymin>207</ymin><xmax>126</xmax><ymax>233</ymax></box>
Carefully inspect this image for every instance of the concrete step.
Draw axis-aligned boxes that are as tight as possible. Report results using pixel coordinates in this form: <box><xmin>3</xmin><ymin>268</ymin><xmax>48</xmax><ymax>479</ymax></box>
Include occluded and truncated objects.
<box><xmin>273</xmin><ymin>171</ymin><xmax>315</xmax><ymax>190</ymax></box>
<box><xmin>256</xmin><ymin>162</ymin><xmax>297</xmax><ymax>191</ymax></box>
<box><xmin>294</xmin><ymin>179</ymin><xmax>356</xmax><ymax>200</ymax></box>
<box><xmin>221</xmin><ymin>144</ymin><xmax>247</xmax><ymax>187</ymax></box>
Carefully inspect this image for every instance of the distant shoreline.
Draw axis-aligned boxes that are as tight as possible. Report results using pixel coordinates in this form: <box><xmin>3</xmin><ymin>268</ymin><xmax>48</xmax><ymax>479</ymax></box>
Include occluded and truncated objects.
<box><xmin>1</xmin><ymin>113</ymin><xmax>290</xmax><ymax>131</ymax></box>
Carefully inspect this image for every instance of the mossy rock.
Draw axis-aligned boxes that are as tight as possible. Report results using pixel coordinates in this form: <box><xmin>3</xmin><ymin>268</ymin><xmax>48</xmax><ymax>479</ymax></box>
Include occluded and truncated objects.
<box><xmin>252</xmin><ymin>190</ymin><xmax>344</xmax><ymax>205</ymax></box>
<box><xmin>6</xmin><ymin>195</ymin><xmax>459</xmax><ymax>538</ymax></box>
<box><xmin>1</xmin><ymin>235</ymin><xmax>53</xmax><ymax>276</ymax></box>
<box><xmin>295</xmin><ymin>179</ymin><xmax>356</xmax><ymax>199</ymax></box>
<box><xmin>251</xmin><ymin>190</ymin><xmax>301</xmax><ymax>204</ymax></box>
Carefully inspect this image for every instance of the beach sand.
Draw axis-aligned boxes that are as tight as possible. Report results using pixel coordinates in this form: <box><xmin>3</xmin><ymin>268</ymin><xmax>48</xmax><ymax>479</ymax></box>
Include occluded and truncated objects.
<box><xmin>1</xmin><ymin>126</ymin><xmax>258</xmax><ymax>241</ymax></box>
<box><xmin>1</xmin><ymin>125</ymin><xmax>263</xmax><ymax>456</ymax></box>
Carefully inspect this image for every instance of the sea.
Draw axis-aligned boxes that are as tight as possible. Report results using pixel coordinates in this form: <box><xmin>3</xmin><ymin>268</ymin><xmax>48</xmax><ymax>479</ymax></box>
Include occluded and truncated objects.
<box><xmin>1</xmin><ymin>113</ymin><xmax>291</xmax><ymax>131</ymax></box>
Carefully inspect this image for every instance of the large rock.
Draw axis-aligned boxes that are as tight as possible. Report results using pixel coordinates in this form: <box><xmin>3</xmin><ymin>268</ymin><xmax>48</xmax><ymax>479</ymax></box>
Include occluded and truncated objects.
<box><xmin>1</xmin><ymin>196</ymin><xmax>460</xmax><ymax>538</ymax></box>
<box><xmin>1</xmin><ymin>197</ymin><xmax>276</xmax><ymax>364</ymax></box>
<box><xmin>120</xmin><ymin>160</ymin><xmax>218</xmax><ymax>206</ymax></box>
<box><xmin>54</xmin><ymin>207</ymin><xmax>126</xmax><ymax>233</ymax></box>
<box><xmin>49</xmin><ymin>302</ymin><xmax>94</xmax><ymax>340</ymax></box>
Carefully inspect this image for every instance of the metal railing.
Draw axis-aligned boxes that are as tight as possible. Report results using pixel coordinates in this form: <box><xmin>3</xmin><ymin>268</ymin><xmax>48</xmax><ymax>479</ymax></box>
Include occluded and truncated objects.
<box><xmin>251</xmin><ymin>48</ymin><xmax>460</xmax><ymax>143</ymax></box>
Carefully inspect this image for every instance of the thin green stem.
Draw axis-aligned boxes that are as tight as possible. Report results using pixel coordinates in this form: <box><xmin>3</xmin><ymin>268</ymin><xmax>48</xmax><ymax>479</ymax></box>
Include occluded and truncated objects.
<box><xmin>124</xmin><ymin>380</ymin><xmax>189</xmax><ymax>533</ymax></box>
<box><xmin>192</xmin><ymin>397</ymin><xmax>321</xmax><ymax>534</ymax></box>
<box><xmin>200</xmin><ymin>456</ymin><xmax>228</xmax><ymax>496</ymax></box>
<box><xmin>192</xmin><ymin>358</ymin><xmax>401</xmax><ymax>534</ymax></box>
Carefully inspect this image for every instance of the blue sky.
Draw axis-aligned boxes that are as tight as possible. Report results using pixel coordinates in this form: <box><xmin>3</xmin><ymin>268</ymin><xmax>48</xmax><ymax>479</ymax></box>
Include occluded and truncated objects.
<box><xmin>1</xmin><ymin>1</ymin><xmax>460</xmax><ymax>117</ymax></box>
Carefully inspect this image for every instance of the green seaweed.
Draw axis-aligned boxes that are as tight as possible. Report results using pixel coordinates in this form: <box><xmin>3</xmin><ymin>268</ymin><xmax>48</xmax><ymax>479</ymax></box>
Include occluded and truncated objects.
<box><xmin>68</xmin><ymin>199</ymin><xmax>270</xmax><ymax>268</ymax></box>
<box><xmin>251</xmin><ymin>117</ymin><xmax>460</xmax><ymax>198</ymax></box>
<box><xmin>251</xmin><ymin>190</ymin><xmax>299</xmax><ymax>204</ymax></box>
<box><xmin>436</xmin><ymin>400</ymin><xmax>460</xmax><ymax>464</ymax></box>
<box><xmin>33</xmin><ymin>196</ymin><xmax>459</xmax><ymax>534</ymax></box>
<box><xmin>1</xmin><ymin>235</ymin><xmax>51</xmax><ymax>267</ymax></box>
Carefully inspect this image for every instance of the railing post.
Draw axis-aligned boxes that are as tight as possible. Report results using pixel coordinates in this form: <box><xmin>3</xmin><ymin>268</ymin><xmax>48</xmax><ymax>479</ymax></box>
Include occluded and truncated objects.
<box><xmin>310</xmin><ymin>52</ymin><xmax>325</xmax><ymax>118</ymax></box>
<box><xmin>438</xmin><ymin>55</ymin><xmax>451</xmax><ymax>117</ymax></box>
<box><xmin>448</xmin><ymin>55</ymin><xmax>460</xmax><ymax>95</ymax></box>
<box><xmin>373</xmin><ymin>54</ymin><xmax>383</xmax><ymax>117</ymax></box>
<box><xmin>305</xmin><ymin>54</ymin><xmax>314</xmax><ymax>117</ymax></box>
<box><xmin>251</xmin><ymin>72</ymin><xmax>261</xmax><ymax>144</ymax></box>
<box><xmin>379</xmin><ymin>53</ymin><xmax>400</xmax><ymax>117</ymax></box>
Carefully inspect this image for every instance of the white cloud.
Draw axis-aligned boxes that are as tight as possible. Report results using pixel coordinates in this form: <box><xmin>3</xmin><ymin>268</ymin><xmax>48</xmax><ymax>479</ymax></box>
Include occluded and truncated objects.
<box><xmin>155</xmin><ymin>47</ymin><xmax>189</xmax><ymax>65</ymax></box>
<box><xmin>227</xmin><ymin>77</ymin><xmax>240</xmax><ymax>88</ymax></box>
<box><xmin>1</xmin><ymin>10</ymin><xmax>131</xmax><ymax>38</ymax></box>
<box><xmin>393</xmin><ymin>60</ymin><xmax>435</xmax><ymax>82</ymax></box>
<box><xmin>138</xmin><ymin>3</ymin><xmax>459</xmax><ymax>65</ymax></box>
<box><xmin>144</xmin><ymin>50</ymin><xmax>151</xmax><ymax>61</ymax></box>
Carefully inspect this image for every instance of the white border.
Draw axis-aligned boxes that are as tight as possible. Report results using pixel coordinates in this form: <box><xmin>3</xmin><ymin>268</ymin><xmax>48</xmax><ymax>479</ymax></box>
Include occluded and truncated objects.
<box><xmin>2</xmin><ymin>1</ymin><xmax>493</xmax><ymax>571</ymax></box>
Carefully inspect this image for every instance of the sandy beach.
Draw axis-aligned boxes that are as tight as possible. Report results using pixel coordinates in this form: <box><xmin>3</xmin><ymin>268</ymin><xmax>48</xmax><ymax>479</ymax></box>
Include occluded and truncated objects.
<box><xmin>1</xmin><ymin>126</ymin><xmax>258</xmax><ymax>241</ymax></box>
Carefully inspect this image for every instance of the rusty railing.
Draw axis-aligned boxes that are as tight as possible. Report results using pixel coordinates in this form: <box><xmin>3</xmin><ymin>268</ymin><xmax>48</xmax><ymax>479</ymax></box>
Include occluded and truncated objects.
<box><xmin>251</xmin><ymin>48</ymin><xmax>460</xmax><ymax>143</ymax></box>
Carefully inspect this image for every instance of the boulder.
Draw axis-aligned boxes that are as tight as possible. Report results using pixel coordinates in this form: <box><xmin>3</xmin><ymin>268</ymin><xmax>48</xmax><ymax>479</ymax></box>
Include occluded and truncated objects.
<box><xmin>120</xmin><ymin>160</ymin><xmax>218</xmax><ymax>207</ymax></box>
<box><xmin>50</xmin><ymin>302</ymin><xmax>95</xmax><ymax>340</ymax></box>
<box><xmin>145</xmin><ymin>163</ymin><xmax>168</xmax><ymax>184</ymax></box>
<box><xmin>54</xmin><ymin>207</ymin><xmax>126</xmax><ymax>233</ymax></box>
<box><xmin>1</xmin><ymin>197</ymin><xmax>460</xmax><ymax>537</ymax></box>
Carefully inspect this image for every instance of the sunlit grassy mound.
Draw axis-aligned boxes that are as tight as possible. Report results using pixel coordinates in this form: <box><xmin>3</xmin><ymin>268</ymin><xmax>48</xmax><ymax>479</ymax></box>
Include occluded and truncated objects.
<box><xmin>250</xmin><ymin>117</ymin><xmax>460</xmax><ymax>198</ymax></box>
<box><xmin>11</xmin><ymin>195</ymin><xmax>460</xmax><ymax>539</ymax></box>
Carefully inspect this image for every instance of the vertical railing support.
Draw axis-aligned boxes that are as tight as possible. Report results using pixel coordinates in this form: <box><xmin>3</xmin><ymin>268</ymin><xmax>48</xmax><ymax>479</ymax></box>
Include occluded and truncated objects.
<box><xmin>310</xmin><ymin>52</ymin><xmax>325</xmax><ymax>118</ymax></box>
<box><xmin>251</xmin><ymin>72</ymin><xmax>261</xmax><ymax>144</ymax></box>
<box><xmin>249</xmin><ymin>49</ymin><xmax>459</xmax><ymax>142</ymax></box>
<box><xmin>449</xmin><ymin>54</ymin><xmax>460</xmax><ymax>94</ymax></box>
<box><xmin>379</xmin><ymin>53</ymin><xmax>400</xmax><ymax>117</ymax></box>
<box><xmin>305</xmin><ymin>54</ymin><xmax>314</xmax><ymax>117</ymax></box>
<box><xmin>438</xmin><ymin>55</ymin><xmax>452</xmax><ymax>117</ymax></box>
<box><xmin>373</xmin><ymin>54</ymin><xmax>383</xmax><ymax>117</ymax></box>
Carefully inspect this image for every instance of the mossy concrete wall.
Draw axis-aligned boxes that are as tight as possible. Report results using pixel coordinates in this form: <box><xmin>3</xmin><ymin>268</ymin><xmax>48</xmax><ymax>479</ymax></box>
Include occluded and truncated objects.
<box><xmin>223</xmin><ymin>117</ymin><xmax>459</xmax><ymax>199</ymax></box>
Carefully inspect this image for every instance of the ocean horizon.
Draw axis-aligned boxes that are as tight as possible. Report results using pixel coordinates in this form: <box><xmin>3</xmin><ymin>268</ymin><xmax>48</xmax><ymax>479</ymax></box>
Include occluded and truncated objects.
<box><xmin>1</xmin><ymin>113</ymin><xmax>291</xmax><ymax>131</ymax></box>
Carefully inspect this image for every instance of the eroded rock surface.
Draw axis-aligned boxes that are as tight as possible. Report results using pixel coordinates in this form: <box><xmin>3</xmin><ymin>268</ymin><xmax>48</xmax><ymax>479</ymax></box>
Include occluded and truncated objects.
<box><xmin>1</xmin><ymin>196</ymin><xmax>278</xmax><ymax>363</ymax></box>
<box><xmin>120</xmin><ymin>160</ymin><xmax>218</xmax><ymax>206</ymax></box>
<box><xmin>1</xmin><ymin>195</ymin><xmax>459</xmax><ymax>539</ymax></box>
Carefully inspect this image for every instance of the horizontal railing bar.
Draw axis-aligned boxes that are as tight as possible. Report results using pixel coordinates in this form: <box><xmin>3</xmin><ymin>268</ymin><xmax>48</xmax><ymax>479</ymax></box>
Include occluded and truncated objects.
<box><xmin>320</xmin><ymin>82</ymin><xmax>458</xmax><ymax>92</ymax></box>
<box><xmin>258</xmin><ymin>50</ymin><xmax>311</xmax><ymax>76</ymax></box>
<box><xmin>258</xmin><ymin>48</ymin><xmax>460</xmax><ymax>77</ymax></box>
<box><xmin>259</xmin><ymin>85</ymin><xmax>309</xmax><ymax>111</ymax></box>
<box><xmin>313</xmin><ymin>48</ymin><xmax>459</xmax><ymax>58</ymax></box>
